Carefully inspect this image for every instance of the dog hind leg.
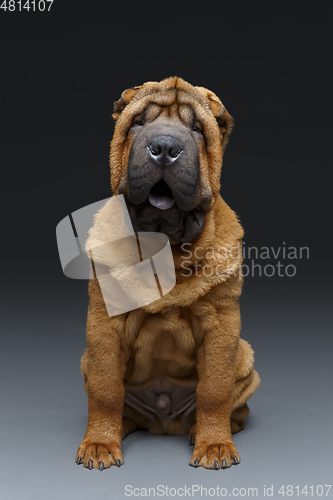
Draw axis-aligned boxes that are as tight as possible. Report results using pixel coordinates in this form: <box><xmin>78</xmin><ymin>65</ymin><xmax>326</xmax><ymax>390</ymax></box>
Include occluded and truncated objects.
<box><xmin>121</xmin><ymin>417</ymin><xmax>137</xmax><ymax>440</ymax></box>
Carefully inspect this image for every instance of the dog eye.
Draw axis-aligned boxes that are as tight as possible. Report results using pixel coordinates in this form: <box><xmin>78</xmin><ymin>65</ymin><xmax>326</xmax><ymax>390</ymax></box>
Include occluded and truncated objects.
<box><xmin>131</xmin><ymin>114</ymin><xmax>145</xmax><ymax>127</ymax></box>
<box><xmin>191</xmin><ymin>121</ymin><xmax>203</xmax><ymax>134</ymax></box>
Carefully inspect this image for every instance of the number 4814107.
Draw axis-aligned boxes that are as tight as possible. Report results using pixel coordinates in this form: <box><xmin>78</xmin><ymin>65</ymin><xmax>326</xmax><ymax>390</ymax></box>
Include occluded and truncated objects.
<box><xmin>0</xmin><ymin>0</ymin><xmax>54</xmax><ymax>11</ymax></box>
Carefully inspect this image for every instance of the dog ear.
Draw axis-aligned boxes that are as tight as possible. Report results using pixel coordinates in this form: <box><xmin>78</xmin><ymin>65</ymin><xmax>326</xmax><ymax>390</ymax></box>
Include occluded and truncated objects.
<box><xmin>112</xmin><ymin>81</ymin><xmax>158</xmax><ymax>121</ymax></box>
<box><xmin>112</xmin><ymin>86</ymin><xmax>142</xmax><ymax>121</ymax></box>
<box><xmin>195</xmin><ymin>86</ymin><xmax>234</xmax><ymax>151</ymax></box>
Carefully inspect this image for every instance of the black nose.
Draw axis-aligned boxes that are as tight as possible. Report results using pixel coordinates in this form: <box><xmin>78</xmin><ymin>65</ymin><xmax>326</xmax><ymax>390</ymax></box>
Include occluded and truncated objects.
<box><xmin>148</xmin><ymin>135</ymin><xmax>183</xmax><ymax>167</ymax></box>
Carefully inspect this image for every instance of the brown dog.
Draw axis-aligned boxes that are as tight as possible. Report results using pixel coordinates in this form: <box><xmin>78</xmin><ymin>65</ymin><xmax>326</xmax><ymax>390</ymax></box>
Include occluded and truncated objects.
<box><xmin>76</xmin><ymin>76</ymin><xmax>260</xmax><ymax>471</ymax></box>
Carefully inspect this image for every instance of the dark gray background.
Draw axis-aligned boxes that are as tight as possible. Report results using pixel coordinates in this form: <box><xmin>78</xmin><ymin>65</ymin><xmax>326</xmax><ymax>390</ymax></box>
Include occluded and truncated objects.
<box><xmin>1</xmin><ymin>1</ymin><xmax>332</xmax><ymax>498</ymax></box>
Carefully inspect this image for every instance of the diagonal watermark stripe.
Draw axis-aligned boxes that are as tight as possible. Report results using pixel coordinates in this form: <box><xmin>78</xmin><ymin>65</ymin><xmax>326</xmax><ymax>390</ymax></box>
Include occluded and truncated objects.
<box><xmin>56</xmin><ymin>195</ymin><xmax>176</xmax><ymax>317</ymax></box>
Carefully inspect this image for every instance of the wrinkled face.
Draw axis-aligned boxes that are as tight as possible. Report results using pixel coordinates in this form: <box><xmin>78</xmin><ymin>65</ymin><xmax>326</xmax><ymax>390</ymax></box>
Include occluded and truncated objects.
<box><xmin>110</xmin><ymin>77</ymin><xmax>233</xmax><ymax>244</ymax></box>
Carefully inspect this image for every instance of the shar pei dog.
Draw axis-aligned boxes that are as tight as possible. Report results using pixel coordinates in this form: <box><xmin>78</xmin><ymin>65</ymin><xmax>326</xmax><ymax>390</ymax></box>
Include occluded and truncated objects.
<box><xmin>76</xmin><ymin>76</ymin><xmax>260</xmax><ymax>471</ymax></box>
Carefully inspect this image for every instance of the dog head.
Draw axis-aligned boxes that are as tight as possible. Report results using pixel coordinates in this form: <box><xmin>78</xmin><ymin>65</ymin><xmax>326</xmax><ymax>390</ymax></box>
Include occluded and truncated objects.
<box><xmin>110</xmin><ymin>77</ymin><xmax>233</xmax><ymax>244</ymax></box>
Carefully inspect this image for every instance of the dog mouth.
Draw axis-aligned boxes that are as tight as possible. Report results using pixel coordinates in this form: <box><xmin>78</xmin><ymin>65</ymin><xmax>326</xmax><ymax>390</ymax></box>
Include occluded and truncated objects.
<box><xmin>148</xmin><ymin>179</ymin><xmax>175</xmax><ymax>210</ymax></box>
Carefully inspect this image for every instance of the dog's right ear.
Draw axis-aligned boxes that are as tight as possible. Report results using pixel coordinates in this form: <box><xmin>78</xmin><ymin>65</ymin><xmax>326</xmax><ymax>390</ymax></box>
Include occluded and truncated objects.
<box><xmin>112</xmin><ymin>86</ymin><xmax>142</xmax><ymax>121</ymax></box>
<box><xmin>112</xmin><ymin>82</ymin><xmax>157</xmax><ymax>121</ymax></box>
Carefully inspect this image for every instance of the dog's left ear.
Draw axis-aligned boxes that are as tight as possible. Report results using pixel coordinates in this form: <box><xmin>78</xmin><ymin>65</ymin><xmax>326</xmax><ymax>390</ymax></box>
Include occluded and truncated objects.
<box><xmin>112</xmin><ymin>81</ymin><xmax>157</xmax><ymax>121</ymax></box>
<box><xmin>195</xmin><ymin>86</ymin><xmax>234</xmax><ymax>151</ymax></box>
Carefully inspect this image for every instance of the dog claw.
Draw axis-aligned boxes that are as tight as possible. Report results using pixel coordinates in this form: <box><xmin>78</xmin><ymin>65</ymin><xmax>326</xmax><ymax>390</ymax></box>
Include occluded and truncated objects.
<box><xmin>222</xmin><ymin>459</ymin><xmax>227</xmax><ymax>469</ymax></box>
<box><xmin>76</xmin><ymin>456</ymin><xmax>81</xmax><ymax>465</ymax></box>
<box><xmin>116</xmin><ymin>459</ymin><xmax>121</xmax><ymax>468</ymax></box>
<box><xmin>88</xmin><ymin>460</ymin><xmax>93</xmax><ymax>470</ymax></box>
<box><xmin>190</xmin><ymin>457</ymin><xmax>199</xmax><ymax>467</ymax></box>
<box><xmin>214</xmin><ymin>460</ymin><xmax>219</xmax><ymax>469</ymax></box>
<box><xmin>99</xmin><ymin>462</ymin><xmax>104</xmax><ymax>471</ymax></box>
<box><xmin>232</xmin><ymin>455</ymin><xmax>240</xmax><ymax>465</ymax></box>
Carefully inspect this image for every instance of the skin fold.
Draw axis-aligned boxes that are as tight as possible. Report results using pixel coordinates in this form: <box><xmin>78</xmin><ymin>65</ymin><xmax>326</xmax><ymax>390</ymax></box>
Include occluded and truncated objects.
<box><xmin>76</xmin><ymin>76</ymin><xmax>260</xmax><ymax>471</ymax></box>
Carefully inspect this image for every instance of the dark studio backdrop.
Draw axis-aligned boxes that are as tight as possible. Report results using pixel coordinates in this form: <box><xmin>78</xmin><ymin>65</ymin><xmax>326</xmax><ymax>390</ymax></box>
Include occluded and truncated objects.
<box><xmin>1</xmin><ymin>1</ymin><xmax>332</xmax><ymax>499</ymax></box>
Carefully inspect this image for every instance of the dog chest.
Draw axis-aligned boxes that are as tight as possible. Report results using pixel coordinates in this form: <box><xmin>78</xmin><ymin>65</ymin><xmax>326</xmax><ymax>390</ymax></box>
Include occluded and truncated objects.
<box><xmin>124</xmin><ymin>305</ymin><xmax>196</xmax><ymax>379</ymax></box>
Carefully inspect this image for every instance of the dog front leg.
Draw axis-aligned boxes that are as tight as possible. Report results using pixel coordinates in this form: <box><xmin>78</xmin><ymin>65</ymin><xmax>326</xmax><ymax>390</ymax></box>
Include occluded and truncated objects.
<box><xmin>189</xmin><ymin>291</ymin><xmax>241</xmax><ymax>469</ymax></box>
<box><xmin>76</xmin><ymin>283</ymin><xmax>128</xmax><ymax>470</ymax></box>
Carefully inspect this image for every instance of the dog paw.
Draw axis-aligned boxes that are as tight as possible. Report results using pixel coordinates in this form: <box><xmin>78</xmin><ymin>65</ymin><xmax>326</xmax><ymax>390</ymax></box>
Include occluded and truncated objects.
<box><xmin>188</xmin><ymin>424</ymin><xmax>196</xmax><ymax>446</ymax></box>
<box><xmin>76</xmin><ymin>440</ymin><xmax>124</xmax><ymax>470</ymax></box>
<box><xmin>189</xmin><ymin>441</ymin><xmax>240</xmax><ymax>470</ymax></box>
<box><xmin>230</xmin><ymin>417</ymin><xmax>245</xmax><ymax>434</ymax></box>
